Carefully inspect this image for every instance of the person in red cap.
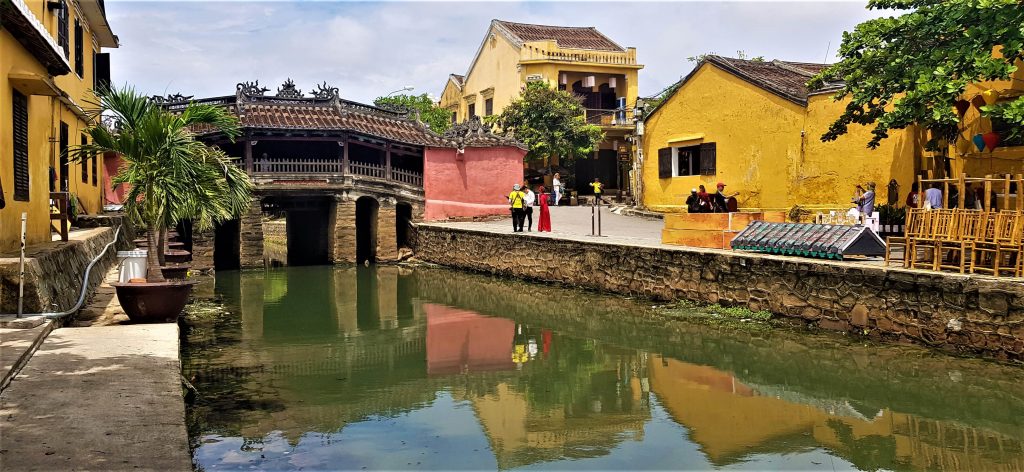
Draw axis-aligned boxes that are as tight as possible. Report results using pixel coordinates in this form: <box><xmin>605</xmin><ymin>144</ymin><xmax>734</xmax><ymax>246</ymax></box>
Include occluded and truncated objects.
<box><xmin>712</xmin><ymin>182</ymin><xmax>729</xmax><ymax>212</ymax></box>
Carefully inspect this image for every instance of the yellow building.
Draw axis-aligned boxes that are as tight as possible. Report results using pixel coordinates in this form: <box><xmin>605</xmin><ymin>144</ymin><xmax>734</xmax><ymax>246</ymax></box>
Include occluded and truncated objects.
<box><xmin>949</xmin><ymin>57</ymin><xmax>1024</xmax><ymax>181</ymax></box>
<box><xmin>1</xmin><ymin>0</ymin><xmax>117</xmax><ymax>251</ymax></box>
<box><xmin>439</xmin><ymin>19</ymin><xmax>643</xmax><ymax>194</ymax></box>
<box><xmin>640</xmin><ymin>55</ymin><xmax>921</xmax><ymax>213</ymax></box>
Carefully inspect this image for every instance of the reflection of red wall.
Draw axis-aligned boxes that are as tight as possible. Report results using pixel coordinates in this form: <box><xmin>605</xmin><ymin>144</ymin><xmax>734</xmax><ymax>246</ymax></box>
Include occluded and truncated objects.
<box><xmin>425</xmin><ymin>303</ymin><xmax>515</xmax><ymax>375</ymax></box>
<box><xmin>423</xmin><ymin>146</ymin><xmax>525</xmax><ymax>221</ymax></box>
<box><xmin>103</xmin><ymin>151</ymin><xmax>127</xmax><ymax>204</ymax></box>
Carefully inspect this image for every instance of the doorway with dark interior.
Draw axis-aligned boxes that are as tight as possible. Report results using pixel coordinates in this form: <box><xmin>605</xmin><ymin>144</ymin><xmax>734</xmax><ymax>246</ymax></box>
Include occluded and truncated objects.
<box><xmin>213</xmin><ymin>219</ymin><xmax>241</xmax><ymax>271</ymax></box>
<box><xmin>396</xmin><ymin>202</ymin><xmax>412</xmax><ymax>250</ymax></box>
<box><xmin>356</xmin><ymin>196</ymin><xmax>379</xmax><ymax>264</ymax></box>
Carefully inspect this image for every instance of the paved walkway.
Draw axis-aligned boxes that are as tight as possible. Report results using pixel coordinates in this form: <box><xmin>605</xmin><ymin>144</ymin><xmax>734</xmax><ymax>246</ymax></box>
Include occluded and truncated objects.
<box><xmin>0</xmin><ymin>267</ymin><xmax>191</xmax><ymax>472</ymax></box>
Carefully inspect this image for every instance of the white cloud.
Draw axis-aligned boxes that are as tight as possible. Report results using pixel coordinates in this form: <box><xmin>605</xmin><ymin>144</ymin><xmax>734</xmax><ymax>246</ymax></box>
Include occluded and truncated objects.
<box><xmin>105</xmin><ymin>1</ymin><xmax>891</xmax><ymax>103</ymax></box>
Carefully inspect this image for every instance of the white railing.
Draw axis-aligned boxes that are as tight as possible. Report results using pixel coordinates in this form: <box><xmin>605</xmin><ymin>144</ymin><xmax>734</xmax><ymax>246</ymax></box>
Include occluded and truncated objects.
<box><xmin>252</xmin><ymin>158</ymin><xmax>423</xmax><ymax>187</ymax></box>
<box><xmin>391</xmin><ymin>167</ymin><xmax>423</xmax><ymax>186</ymax></box>
<box><xmin>349</xmin><ymin>161</ymin><xmax>387</xmax><ymax>179</ymax></box>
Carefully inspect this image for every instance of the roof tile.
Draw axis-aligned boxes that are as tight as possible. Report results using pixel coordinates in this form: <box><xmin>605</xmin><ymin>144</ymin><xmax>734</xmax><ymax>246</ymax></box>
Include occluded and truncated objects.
<box><xmin>493</xmin><ymin>20</ymin><xmax>624</xmax><ymax>51</ymax></box>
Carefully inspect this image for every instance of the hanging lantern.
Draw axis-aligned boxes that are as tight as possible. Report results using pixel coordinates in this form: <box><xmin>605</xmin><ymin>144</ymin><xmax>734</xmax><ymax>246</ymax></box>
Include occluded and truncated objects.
<box><xmin>982</xmin><ymin>132</ymin><xmax>1000</xmax><ymax>151</ymax></box>
<box><xmin>972</xmin><ymin>134</ymin><xmax>987</xmax><ymax>152</ymax></box>
<box><xmin>954</xmin><ymin>99</ymin><xmax>971</xmax><ymax>117</ymax></box>
<box><xmin>971</xmin><ymin>95</ymin><xmax>987</xmax><ymax>111</ymax></box>
<box><xmin>982</xmin><ymin>89</ymin><xmax>1000</xmax><ymax>106</ymax></box>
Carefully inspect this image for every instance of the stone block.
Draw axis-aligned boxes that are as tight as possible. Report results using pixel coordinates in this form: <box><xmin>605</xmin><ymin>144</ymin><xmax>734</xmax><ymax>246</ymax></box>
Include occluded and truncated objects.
<box><xmin>818</xmin><ymin>318</ymin><xmax>850</xmax><ymax>332</ymax></box>
<box><xmin>850</xmin><ymin>304</ymin><xmax>869</xmax><ymax>327</ymax></box>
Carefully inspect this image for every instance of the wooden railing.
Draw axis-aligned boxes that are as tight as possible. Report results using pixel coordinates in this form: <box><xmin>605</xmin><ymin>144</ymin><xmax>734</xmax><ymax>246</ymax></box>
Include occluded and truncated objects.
<box><xmin>254</xmin><ymin>158</ymin><xmax>343</xmax><ymax>174</ymax></box>
<box><xmin>349</xmin><ymin>161</ymin><xmax>386</xmax><ymax>179</ymax></box>
<box><xmin>50</xmin><ymin>192</ymin><xmax>69</xmax><ymax>242</ymax></box>
<box><xmin>391</xmin><ymin>167</ymin><xmax>423</xmax><ymax>186</ymax></box>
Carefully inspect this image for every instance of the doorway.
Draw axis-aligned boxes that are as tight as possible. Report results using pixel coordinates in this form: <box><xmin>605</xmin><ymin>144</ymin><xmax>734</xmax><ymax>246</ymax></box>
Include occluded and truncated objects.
<box><xmin>356</xmin><ymin>196</ymin><xmax>379</xmax><ymax>264</ymax></box>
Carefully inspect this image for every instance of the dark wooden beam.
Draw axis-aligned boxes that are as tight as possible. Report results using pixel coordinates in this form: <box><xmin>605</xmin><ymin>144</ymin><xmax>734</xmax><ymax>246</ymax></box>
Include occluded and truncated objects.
<box><xmin>244</xmin><ymin>137</ymin><xmax>253</xmax><ymax>174</ymax></box>
<box><xmin>385</xmin><ymin>142</ymin><xmax>392</xmax><ymax>180</ymax></box>
<box><xmin>249</xmin><ymin>135</ymin><xmax>346</xmax><ymax>142</ymax></box>
<box><xmin>342</xmin><ymin>136</ymin><xmax>350</xmax><ymax>173</ymax></box>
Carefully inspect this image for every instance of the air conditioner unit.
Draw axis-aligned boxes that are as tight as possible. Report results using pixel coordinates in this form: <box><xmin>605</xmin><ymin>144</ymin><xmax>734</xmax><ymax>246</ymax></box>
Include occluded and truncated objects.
<box><xmin>526</xmin><ymin>74</ymin><xmax>544</xmax><ymax>82</ymax></box>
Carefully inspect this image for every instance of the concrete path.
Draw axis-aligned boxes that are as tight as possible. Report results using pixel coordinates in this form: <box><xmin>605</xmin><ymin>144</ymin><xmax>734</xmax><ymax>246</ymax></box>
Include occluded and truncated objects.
<box><xmin>0</xmin><ymin>324</ymin><xmax>191</xmax><ymax>471</ymax></box>
<box><xmin>0</xmin><ymin>323</ymin><xmax>54</xmax><ymax>392</ymax></box>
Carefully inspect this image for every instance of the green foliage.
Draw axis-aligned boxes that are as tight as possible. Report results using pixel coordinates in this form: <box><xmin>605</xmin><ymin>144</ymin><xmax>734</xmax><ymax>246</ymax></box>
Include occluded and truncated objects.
<box><xmin>984</xmin><ymin>99</ymin><xmax>1024</xmax><ymax>144</ymax></box>
<box><xmin>373</xmin><ymin>93</ymin><xmax>452</xmax><ymax>134</ymax></box>
<box><xmin>810</xmin><ymin>0</ymin><xmax>1024</xmax><ymax>149</ymax></box>
<box><xmin>876</xmin><ymin>203</ymin><xmax>906</xmax><ymax>226</ymax></box>
<box><xmin>490</xmin><ymin>81</ymin><xmax>604</xmax><ymax>163</ymax></box>
<box><xmin>75</xmin><ymin>85</ymin><xmax>252</xmax><ymax>281</ymax></box>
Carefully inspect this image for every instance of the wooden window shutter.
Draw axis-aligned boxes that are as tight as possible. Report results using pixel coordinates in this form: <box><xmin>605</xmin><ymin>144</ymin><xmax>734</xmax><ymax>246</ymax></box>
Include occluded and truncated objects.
<box><xmin>92</xmin><ymin>154</ymin><xmax>98</xmax><ymax>186</ymax></box>
<box><xmin>57</xmin><ymin>0</ymin><xmax>69</xmax><ymax>59</ymax></box>
<box><xmin>700</xmin><ymin>142</ymin><xmax>717</xmax><ymax>175</ymax></box>
<box><xmin>81</xmin><ymin>135</ymin><xmax>89</xmax><ymax>183</ymax></box>
<box><xmin>12</xmin><ymin>90</ymin><xmax>30</xmax><ymax>202</ymax></box>
<box><xmin>658</xmin><ymin>147</ymin><xmax>672</xmax><ymax>179</ymax></box>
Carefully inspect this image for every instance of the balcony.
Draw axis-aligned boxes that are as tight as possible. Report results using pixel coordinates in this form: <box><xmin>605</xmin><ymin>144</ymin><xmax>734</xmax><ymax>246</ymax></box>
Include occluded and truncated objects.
<box><xmin>252</xmin><ymin>158</ymin><xmax>423</xmax><ymax>187</ymax></box>
<box><xmin>584</xmin><ymin>108</ymin><xmax>634</xmax><ymax>127</ymax></box>
<box><xmin>519</xmin><ymin>41</ymin><xmax>641</xmax><ymax>68</ymax></box>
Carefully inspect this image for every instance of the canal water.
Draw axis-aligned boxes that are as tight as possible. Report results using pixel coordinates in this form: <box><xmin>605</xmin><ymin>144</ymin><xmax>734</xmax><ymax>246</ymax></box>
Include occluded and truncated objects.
<box><xmin>183</xmin><ymin>265</ymin><xmax>1024</xmax><ymax>471</ymax></box>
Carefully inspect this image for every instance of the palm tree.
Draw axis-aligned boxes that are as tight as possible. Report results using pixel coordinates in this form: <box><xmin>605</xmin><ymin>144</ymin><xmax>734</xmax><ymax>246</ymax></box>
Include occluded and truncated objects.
<box><xmin>76</xmin><ymin>85</ymin><xmax>252</xmax><ymax>282</ymax></box>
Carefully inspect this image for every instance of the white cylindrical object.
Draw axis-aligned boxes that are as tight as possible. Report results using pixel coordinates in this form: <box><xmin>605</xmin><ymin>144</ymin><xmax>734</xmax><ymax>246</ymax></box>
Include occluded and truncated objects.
<box><xmin>609</xmin><ymin>77</ymin><xmax>617</xmax><ymax>88</ymax></box>
<box><xmin>117</xmin><ymin>250</ymin><xmax>148</xmax><ymax>282</ymax></box>
<box><xmin>17</xmin><ymin>212</ymin><xmax>26</xmax><ymax>317</ymax></box>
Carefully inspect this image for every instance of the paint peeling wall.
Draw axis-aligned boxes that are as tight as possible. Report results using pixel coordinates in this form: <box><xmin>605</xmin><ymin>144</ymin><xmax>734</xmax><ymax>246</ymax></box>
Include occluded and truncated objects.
<box><xmin>422</xmin><ymin>146</ymin><xmax>526</xmax><ymax>220</ymax></box>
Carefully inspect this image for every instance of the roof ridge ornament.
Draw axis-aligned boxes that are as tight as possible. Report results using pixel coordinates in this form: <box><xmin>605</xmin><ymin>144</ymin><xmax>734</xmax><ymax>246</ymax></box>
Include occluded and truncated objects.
<box><xmin>276</xmin><ymin>78</ymin><xmax>303</xmax><ymax>99</ymax></box>
<box><xmin>149</xmin><ymin>93</ymin><xmax>193</xmax><ymax>104</ymax></box>
<box><xmin>312</xmin><ymin>81</ymin><xmax>340</xmax><ymax>100</ymax></box>
<box><xmin>237</xmin><ymin>80</ymin><xmax>269</xmax><ymax>98</ymax></box>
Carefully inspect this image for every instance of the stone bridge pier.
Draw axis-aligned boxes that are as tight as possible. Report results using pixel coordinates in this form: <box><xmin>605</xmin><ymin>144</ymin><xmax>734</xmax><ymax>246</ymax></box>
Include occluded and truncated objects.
<box><xmin>193</xmin><ymin>188</ymin><xmax>422</xmax><ymax>271</ymax></box>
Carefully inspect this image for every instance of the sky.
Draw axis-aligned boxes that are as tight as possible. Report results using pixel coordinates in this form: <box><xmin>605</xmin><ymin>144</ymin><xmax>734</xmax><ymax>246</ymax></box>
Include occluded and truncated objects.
<box><xmin>105</xmin><ymin>1</ymin><xmax>891</xmax><ymax>104</ymax></box>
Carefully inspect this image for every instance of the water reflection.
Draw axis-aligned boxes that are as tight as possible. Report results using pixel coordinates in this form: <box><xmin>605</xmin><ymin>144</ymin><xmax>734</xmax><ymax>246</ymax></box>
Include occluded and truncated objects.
<box><xmin>184</xmin><ymin>266</ymin><xmax>1024</xmax><ymax>471</ymax></box>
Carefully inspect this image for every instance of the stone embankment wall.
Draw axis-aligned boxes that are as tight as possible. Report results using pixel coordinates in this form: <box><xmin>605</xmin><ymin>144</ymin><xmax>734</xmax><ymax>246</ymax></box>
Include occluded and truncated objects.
<box><xmin>413</xmin><ymin>225</ymin><xmax>1024</xmax><ymax>360</ymax></box>
<box><xmin>0</xmin><ymin>216</ymin><xmax>131</xmax><ymax>314</ymax></box>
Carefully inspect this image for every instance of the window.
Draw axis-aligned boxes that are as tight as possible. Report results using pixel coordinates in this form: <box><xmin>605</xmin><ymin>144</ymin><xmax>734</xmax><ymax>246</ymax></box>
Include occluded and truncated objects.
<box><xmin>57</xmin><ymin>0</ymin><xmax>69</xmax><ymax>59</ymax></box>
<box><xmin>74</xmin><ymin>18</ymin><xmax>84</xmax><ymax>77</ymax></box>
<box><xmin>468</xmin><ymin>103</ymin><xmax>476</xmax><ymax>119</ymax></box>
<box><xmin>485</xmin><ymin>98</ymin><xmax>493</xmax><ymax>116</ymax></box>
<box><xmin>92</xmin><ymin>152</ymin><xmax>98</xmax><ymax>186</ymax></box>
<box><xmin>94</xmin><ymin>53</ymin><xmax>111</xmax><ymax>92</ymax></box>
<box><xmin>12</xmin><ymin>90</ymin><xmax>30</xmax><ymax>201</ymax></box>
<box><xmin>657</xmin><ymin>142</ymin><xmax>716</xmax><ymax>178</ymax></box>
<box><xmin>81</xmin><ymin>134</ymin><xmax>88</xmax><ymax>183</ymax></box>
<box><xmin>451</xmin><ymin>111</ymin><xmax>457</xmax><ymax>125</ymax></box>
<box><xmin>59</xmin><ymin>122</ymin><xmax>69</xmax><ymax>192</ymax></box>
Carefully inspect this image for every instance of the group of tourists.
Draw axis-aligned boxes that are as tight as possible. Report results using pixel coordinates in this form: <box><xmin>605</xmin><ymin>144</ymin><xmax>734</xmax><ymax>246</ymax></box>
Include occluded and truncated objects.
<box><xmin>906</xmin><ymin>181</ymin><xmax>997</xmax><ymax>210</ymax></box>
<box><xmin>684</xmin><ymin>182</ymin><xmax>736</xmax><ymax>213</ymax></box>
<box><xmin>507</xmin><ymin>181</ymin><xmax>552</xmax><ymax>233</ymax></box>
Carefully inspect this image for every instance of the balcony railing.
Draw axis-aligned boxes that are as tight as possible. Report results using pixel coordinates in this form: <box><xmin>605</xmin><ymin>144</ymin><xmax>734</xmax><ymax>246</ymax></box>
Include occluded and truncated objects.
<box><xmin>584</xmin><ymin>108</ymin><xmax>634</xmax><ymax>126</ymax></box>
<box><xmin>252</xmin><ymin>158</ymin><xmax>423</xmax><ymax>187</ymax></box>
<box><xmin>520</xmin><ymin>43</ymin><xmax>639</xmax><ymax>66</ymax></box>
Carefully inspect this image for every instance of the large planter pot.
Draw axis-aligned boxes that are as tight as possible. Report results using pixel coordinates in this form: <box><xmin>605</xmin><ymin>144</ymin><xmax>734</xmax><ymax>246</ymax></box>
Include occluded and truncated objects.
<box><xmin>165</xmin><ymin>249</ymin><xmax>191</xmax><ymax>264</ymax></box>
<box><xmin>160</xmin><ymin>264</ymin><xmax>190</xmax><ymax>280</ymax></box>
<box><xmin>111</xmin><ymin>281</ymin><xmax>197</xmax><ymax>323</ymax></box>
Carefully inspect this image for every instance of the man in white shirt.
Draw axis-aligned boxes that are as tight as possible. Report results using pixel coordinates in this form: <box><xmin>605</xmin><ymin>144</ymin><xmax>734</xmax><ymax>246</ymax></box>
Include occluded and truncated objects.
<box><xmin>524</xmin><ymin>184</ymin><xmax>536</xmax><ymax>231</ymax></box>
<box><xmin>924</xmin><ymin>183</ymin><xmax>943</xmax><ymax>209</ymax></box>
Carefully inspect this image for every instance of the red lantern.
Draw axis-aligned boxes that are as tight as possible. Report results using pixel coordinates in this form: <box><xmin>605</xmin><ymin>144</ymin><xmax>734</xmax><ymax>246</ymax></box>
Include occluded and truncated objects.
<box><xmin>954</xmin><ymin>99</ymin><xmax>970</xmax><ymax>116</ymax></box>
<box><xmin>982</xmin><ymin>132</ymin><xmax>1000</xmax><ymax>151</ymax></box>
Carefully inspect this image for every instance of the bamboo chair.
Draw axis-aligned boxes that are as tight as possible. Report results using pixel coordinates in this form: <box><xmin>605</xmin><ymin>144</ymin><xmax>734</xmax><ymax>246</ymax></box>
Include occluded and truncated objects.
<box><xmin>970</xmin><ymin>211</ymin><xmax>1016</xmax><ymax>275</ymax></box>
<box><xmin>912</xmin><ymin>209</ymin><xmax>954</xmax><ymax>271</ymax></box>
<box><xmin>994</xmin><ymin>211</ymin><xmax>1024</xmax><ymax>277</ymax></box>
<box><xmin>885</xmin><ymin>208</ymin><xmax>923</xmax><ymax>268</ymax></box>
<box><xmin>937</xmin><ymin>210</ymin><xmax>985</xmax><ymax>273</ymax></box>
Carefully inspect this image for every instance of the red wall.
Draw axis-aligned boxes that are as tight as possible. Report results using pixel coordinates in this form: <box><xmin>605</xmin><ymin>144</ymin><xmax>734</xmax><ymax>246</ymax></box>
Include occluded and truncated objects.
<box><xmin>423</xmin><ymin>146</ymin><xmax>525</xmax><ymax>221</ymax></box>
<box><xmin>103</xmin><ymin>151</ymin><xmax>127</xmax><ymax>205</ymax></box>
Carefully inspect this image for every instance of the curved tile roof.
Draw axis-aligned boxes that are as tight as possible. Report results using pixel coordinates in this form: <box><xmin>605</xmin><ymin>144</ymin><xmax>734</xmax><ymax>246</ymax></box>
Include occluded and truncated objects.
<box><xmin>493</xmin><ymin>19</ymin><xmax>625</xmax><ymax>51</ymax></box>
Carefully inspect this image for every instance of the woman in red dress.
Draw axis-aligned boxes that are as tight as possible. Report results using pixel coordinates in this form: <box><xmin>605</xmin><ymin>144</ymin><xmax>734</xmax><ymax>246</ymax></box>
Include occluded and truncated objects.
<box><xmin>537</xmin><ymin>185</ymin><xmax>552</xmax><ymax>232</ymax></box>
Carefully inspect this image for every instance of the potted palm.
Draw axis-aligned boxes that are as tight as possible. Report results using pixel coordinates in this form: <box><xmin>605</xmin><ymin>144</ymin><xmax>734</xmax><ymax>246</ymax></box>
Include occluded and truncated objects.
<box><xmin>77</xmin><ymin>86</ymin><xmax>252</xmax><ymax>322</ymax></box>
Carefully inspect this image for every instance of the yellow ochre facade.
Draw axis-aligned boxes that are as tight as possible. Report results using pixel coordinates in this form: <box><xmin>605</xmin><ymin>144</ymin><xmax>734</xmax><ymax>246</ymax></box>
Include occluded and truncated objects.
<box><xmin>949</xmin><ymin>56</ymin><xmax>1024</xmax><ymax>179</ymax></box>
<box><xmin>1</xmin><ymin>0</ymin><xmax>117</xmax><ymax>251</ymax></box>
<box><xmin>641</xmin><ymin>56</ymin><xmax>920</xmax><ymax>214</ymax></box>
<box><xmin>440</xmin><ymin>19</ymin><xmax>643</xmax><ymax>193</ymax></box>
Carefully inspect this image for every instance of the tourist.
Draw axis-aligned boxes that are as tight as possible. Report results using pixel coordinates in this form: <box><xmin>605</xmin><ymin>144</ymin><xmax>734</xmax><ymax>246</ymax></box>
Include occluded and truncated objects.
<box><xmin>590</xmin><ymin>178</ymin><xmax>610</xmax><ymax>204</ymax></box>
<box><xmin>905</xmin><ymin>182</ymin><xmax>920</xmax><ymax>208</ymax></box>
<box><xmin>552</xmin><ymin>172</ymin><xmax>563</xmax><ymax>206</ymax></box>
<box><xmin>537</xmin><ymin>185</ymin><xmax>552</xmax><ymax>232</ymax></box>
<box><xmin>947</xmin><ymin>185</ymin><xmax>960</xmax><ymax>209</ymax></box>
<box><xmin>924</xmin><ymin>183</ymin><xmax>943</xmax><ymax>209</ymax></box>
<box><xmin>685</xmin><ymin>188</ymin><xmax>700</xmax><ymax>213</ymax></box>
<box><xmin>523</xmin><ymin>183</ymin><xmax>536</xmax><ymax>232</ymax></box>
<box><xmin>858</xmin><ymin>181</ymin><xmax>876</xmax><ymax>216</ymax></box>
<box><xmin>712</xmin><ymin>182</ymin><xmax>729</xmax><ymax>213</ymax></box>
<box><xmin>507</xmin><ymin>184</ymin><xmax>526</xmax><ymax>232</ymax></box>
<box><xmin>697</xmin><ymin>185</ymin><xmax>712</xmax><ymax>213</ymax></box>
<box><xmin>964</xmin><ymin>182</ymin><xmax>978</xmax><ymax>209</ymax></box>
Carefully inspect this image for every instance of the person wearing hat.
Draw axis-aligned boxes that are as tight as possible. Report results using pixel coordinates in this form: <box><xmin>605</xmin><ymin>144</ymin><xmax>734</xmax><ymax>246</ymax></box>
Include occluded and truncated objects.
<box><xmin>507</xmin><ymin>184</ymin><xmax>527</xmax><ymax>232</ymax></box>
<box><xmin>712</xmin><ymin>182</ymin><xmax>730</xmax><ymax>213</ymax></box>
<box><xmin>855</xmin><ymin>181</ymin><xmax>877</xmax><ymax>216</ymax></box>
<box><xmin>685</xmin><ymin>188</ymin><xmax>701</xmax><ymax>213</ymax></box>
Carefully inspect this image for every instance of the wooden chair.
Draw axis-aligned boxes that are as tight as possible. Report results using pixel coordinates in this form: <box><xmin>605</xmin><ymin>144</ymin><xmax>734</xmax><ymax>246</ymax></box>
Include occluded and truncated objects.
<box><xmin>885</xmin><ymin>208</ymin><xmax>920</xmax><ymax>268</ymax></box>
<box><xmin>970</xmin><ymin>211</ymin><xmax>1016</xmax><ymax>275</ymax></box>
<box><xmin>937</xmin><ymin>210</ymin><xmax>985</xmax><ymax>273</ymax></box>
<box><xmin>994</xmin><ymin>211</ymin><xmax>1023</xmax><ymax>277</ymax></box>
<box><xmin>912</xmin><ymin>209</ymin><xmax>954</xmax><ymax>271</ymax></box>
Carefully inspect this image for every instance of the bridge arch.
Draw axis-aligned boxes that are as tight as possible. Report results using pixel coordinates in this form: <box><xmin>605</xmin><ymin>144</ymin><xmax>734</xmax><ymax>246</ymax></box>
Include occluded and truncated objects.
<box><xmin>356</xmin><ymin>196</ymin><xmax>380</xmax><ymax>264</ymax></box>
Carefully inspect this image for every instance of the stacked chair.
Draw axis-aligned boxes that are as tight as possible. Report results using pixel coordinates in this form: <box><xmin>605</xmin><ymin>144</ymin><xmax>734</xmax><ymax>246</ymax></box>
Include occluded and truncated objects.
<box><xmin>886</xmin><ymin>208</ymin><xmax>1024</xmax><ymax>277</ymax></box>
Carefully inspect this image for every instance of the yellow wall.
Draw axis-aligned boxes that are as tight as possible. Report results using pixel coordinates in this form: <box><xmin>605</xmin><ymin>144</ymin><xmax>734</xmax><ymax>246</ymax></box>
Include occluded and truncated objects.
<box><xmin>950</xmin><ymin>60</ymin><xmax>1024</xmax><ymax>179</ymax></box>
<box><xmin>642</xmin><ymin>63</ymin><xmax>919</xmax><ymax>213</ymax></box>
<box><xmin>2</xmin><ymin>0</ymin><xmax>108</xmax><ymax>252</ymax></box>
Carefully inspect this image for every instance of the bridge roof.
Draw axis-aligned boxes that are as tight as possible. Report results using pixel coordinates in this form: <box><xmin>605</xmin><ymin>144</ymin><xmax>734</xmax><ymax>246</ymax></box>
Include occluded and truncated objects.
<box><xmin>160</xmin><ymin>80</ymin><xmax>524</xmax><ymax>149</ymax></box>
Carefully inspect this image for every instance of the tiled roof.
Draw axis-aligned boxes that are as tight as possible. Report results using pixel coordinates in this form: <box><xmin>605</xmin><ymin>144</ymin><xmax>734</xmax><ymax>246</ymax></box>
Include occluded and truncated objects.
<box><xmin>707</xmin><ymin>56</ymin><xmax>832</xmax><ymax>104</ymax></box>
<box><xmin>644</xmin><ymin>56</ymin><xmax>840</xmax><ymax>120</ymax></box>
<box><xmin>450</xmin><ymin>74</ymin><xmax>465</xmax><ymax>88</ymax></box>
<box><xmin>492</xmin><ymin>20</ymin><xmax>624</xmax><ymax>51</ymax></box>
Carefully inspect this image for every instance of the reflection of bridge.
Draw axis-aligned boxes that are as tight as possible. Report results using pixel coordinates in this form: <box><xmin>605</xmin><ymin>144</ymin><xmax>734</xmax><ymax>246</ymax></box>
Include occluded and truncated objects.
<box><xmin>166</xmin><ymin>80</ymin><xmax>521</xmax><ymax>270</ymax></box>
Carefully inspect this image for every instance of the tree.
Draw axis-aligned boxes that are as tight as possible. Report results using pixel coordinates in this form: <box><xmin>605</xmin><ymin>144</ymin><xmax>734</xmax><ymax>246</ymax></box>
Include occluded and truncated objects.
<box><xmin>373</xmin><ymin>93</ymin><xmax>452</xmax><ymax>134</ymax></box>
<box><xmin>489</xmin><ymin>81</ymin><xmax>603</xmax><ymax>163</ymax></box>
<box><xmin>809</xmin><ymin>0</ymin><xmax>1024</xmax><ymax>149</ymax></box>
<box><xmin>77</xmin><ymin>86</ymin><xmax>252</xmax><ymax>282</ymax></box>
